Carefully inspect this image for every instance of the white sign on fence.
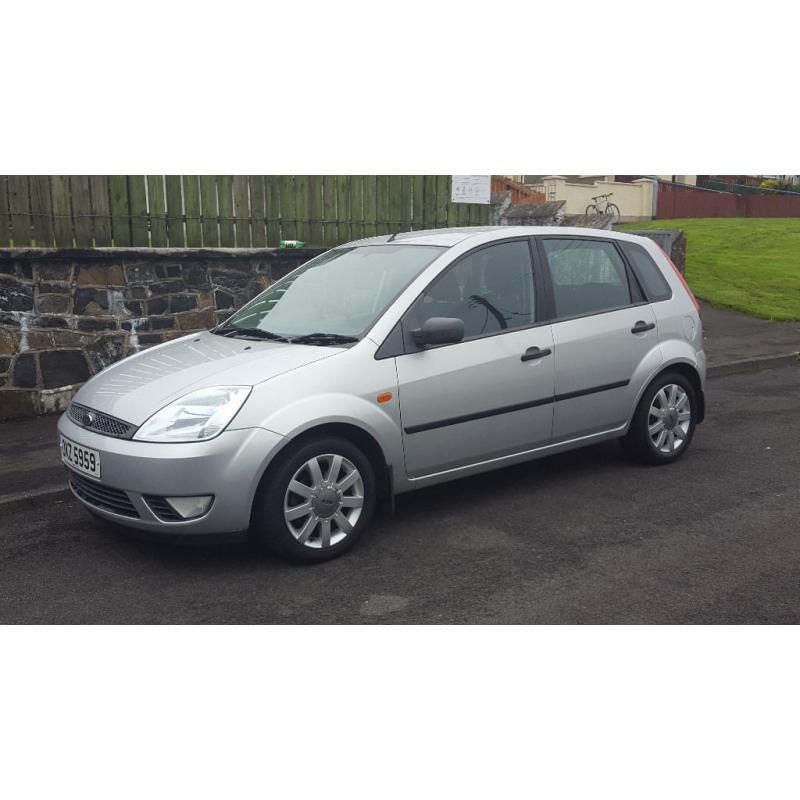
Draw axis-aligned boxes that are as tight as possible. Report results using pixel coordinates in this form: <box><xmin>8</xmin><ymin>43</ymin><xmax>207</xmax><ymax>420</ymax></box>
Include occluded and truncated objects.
<box><xmin>451</xmin><ymin>175</ymin><xmax>491</xmax><ymax>205</ymax></box>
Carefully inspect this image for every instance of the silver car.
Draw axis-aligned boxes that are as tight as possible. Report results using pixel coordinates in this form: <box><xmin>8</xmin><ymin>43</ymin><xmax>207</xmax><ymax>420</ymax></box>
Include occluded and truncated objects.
<box><xmin>58</xmin><ymin>227</ymin><xmax>706</xmax><ymax>562</ymax></box>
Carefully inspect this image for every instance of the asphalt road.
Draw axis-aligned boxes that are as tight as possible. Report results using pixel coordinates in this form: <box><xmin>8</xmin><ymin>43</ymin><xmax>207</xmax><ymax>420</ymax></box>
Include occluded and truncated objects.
<box><xmin>1</xmin><ymin>366</ymin><xmax>798</xmax><ymax>624</ymax></box>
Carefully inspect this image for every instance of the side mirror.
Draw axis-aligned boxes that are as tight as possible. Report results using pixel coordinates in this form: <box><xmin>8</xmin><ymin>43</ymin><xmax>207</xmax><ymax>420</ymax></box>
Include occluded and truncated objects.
<box><xmin>411</xmin><ymin>317</ymin><xmax>465</xmax><ymax>348</ymax></box>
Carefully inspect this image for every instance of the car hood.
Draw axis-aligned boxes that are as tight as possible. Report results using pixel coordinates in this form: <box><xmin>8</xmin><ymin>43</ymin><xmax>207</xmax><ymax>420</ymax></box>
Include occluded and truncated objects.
<box><xmin>72</xmin><ymin>331</ymin><xmax>341</xmax><ymax>425</ymax></box>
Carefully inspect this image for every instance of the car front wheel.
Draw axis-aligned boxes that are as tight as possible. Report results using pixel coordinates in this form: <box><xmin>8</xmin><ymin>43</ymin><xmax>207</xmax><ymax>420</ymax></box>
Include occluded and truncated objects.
<box><xmin>622</xmin><ymin>372</ymin><xmax>697</xmax><ymax>465</ymax></box>
<box><xmin>252</xmin><ymin>437</ymin><xmax>376</xmax><ymax>563</ymax></box>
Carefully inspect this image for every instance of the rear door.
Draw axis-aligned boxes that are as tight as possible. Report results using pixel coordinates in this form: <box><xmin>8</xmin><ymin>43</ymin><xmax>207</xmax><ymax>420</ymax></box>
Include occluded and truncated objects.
<box><xmin>395</xmin><ymin>239</ymin><xmax>555</xmax><ymax>478</ymax></box>
<box><xmin>537</xmin><ymin>236</ymin><xmax>661</xmax><ymax>441</ymax></box>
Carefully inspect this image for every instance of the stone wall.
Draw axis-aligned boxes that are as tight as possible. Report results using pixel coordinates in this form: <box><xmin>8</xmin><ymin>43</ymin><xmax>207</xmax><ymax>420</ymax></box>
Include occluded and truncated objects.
<box><xmin>0</xmin><ymin>247</ymin><xmax>324</xmax><ymax>420</ymax></box>
<box><xmin>491</xmin><ymin>192</ymin><xmax>610</xmax><ymax>228</ymax></box>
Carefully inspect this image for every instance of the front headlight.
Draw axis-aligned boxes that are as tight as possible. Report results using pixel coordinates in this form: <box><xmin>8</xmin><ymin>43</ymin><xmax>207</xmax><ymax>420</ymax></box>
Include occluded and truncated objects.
<box><xmin>133</xmin><ymin>386</ymin><xmax>252</xmax><ymax>443</ymax></box>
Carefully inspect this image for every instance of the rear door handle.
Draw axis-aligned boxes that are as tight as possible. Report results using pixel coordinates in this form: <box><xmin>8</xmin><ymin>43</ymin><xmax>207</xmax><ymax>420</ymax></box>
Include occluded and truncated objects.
<box><xmin>521</xmin><ymin>346</ymin><xmax>552</xmax><ymax>362</ymax></box>
<box><xmin>631</xmin><ymin>321</ymin><xmax>656</xmax><ymax>334</ymax></box>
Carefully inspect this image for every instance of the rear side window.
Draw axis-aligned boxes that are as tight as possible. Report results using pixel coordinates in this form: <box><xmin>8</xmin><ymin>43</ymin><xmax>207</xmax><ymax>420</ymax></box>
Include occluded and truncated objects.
<box><xmin>620</xmin><ymin>242</ymin><xmax>672</xmax><ymax>302</ymax></box>
<box><xmin>542</xmin><ymin>239</ymin><xmax>631</xmax><ymax>318</ymax></box>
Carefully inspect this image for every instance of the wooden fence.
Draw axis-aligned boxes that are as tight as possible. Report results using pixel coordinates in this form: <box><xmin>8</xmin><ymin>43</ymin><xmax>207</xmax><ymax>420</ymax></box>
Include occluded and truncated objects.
<box><xmin>0</xmin><ymin>175</ymin><xmax>491</xmax><ymax>249</ymax></box>
<box><xmin>656</xmin><ymin>180</ymin><xmax>800</xmax><ymax>219</ymax></box>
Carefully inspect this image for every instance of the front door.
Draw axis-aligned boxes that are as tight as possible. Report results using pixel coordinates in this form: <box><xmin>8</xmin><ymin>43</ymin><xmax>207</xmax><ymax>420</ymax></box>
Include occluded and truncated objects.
<box><xmin>396</xmin><ymin>240</ymin><xmax>555</xmax><ymax>478</ymax></box>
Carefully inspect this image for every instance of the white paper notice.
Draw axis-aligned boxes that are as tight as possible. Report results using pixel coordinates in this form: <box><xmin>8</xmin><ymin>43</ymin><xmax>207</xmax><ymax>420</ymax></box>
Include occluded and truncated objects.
<box><xmin>451</xmin><ymin>175</ymin><xmax>491</xmax><ymax>205</ymax></box>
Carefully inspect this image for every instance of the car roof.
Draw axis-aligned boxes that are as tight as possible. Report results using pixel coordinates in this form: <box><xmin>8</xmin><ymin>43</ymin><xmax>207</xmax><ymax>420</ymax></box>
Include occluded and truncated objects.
<box><xmin>341</xmin><ymin>226</ymin><xmax>650</xmax><ymax>249</ymax></box>
<box><xmin>341</xmin><ymin>227</ymin><xmax>498</xmax><ymax>248</ymax></box>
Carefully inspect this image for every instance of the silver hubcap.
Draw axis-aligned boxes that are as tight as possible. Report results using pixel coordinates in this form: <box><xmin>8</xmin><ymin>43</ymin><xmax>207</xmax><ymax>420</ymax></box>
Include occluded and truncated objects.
<box><xmin>648</xmin><ymin>383</ymin><xmax>691</xmax><ymax>454</ymax></box>
<box><xmin>283</xmin><ymin>454</ymin><xmax>364</xmax><ymax>549</ymax></box>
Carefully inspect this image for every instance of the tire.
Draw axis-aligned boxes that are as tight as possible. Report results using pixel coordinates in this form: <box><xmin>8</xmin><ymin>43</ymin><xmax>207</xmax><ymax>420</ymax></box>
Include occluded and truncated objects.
<box><xmin>585</xmin><ymin>204</ymin><xmax>598</xmax><ymax>216</ymax></box>
<box><xmin>251</xmin><ymin>436</ymin><xmax>376</xmax><ymax>563</ymax></box>
<box><xmin>622</xmin><ymin>372</ymin><xmax>697</xmax><ymax>465</ymax></box>
<box><xmin>605</xmin><ymin>203</ymin><xmax>621</xmax><ymax>223</ymax></box>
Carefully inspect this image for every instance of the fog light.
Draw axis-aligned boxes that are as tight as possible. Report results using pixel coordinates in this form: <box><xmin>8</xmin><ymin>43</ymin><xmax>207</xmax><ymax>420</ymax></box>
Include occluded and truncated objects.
<box><xmin>165</xmin><ymin>496</ymin><xmax>214</xmax><ymax>520</ymax></box>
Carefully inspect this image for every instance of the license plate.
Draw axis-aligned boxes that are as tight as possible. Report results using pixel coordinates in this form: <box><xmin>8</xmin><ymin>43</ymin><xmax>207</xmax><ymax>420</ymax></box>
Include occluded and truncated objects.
<box><xmin>60</xmin><ymin>436</ymin><xmax>101</xmax><ymax>478</ymax></box>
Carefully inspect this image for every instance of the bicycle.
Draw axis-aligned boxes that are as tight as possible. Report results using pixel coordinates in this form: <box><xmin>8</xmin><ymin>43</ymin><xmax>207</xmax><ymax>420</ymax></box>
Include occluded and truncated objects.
<box><xmin>585</xmin><ymin>192</ymin><xmax>621</xmax><ymax>223</ymax></box>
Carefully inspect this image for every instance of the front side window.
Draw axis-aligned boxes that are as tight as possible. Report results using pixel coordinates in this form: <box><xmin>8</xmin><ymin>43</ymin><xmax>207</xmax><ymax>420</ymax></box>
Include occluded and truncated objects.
<box><xmin>406</xmin><ymin>240</ymin><xmax>535</xmax><ymax>340</ymax></box>
<box><xmin>219</xmin><ymin>244</ymin><xmax>445</xmax><ymax>340</ymax></box>
<box><xmin>542</xmin><ymin>239</ymin><xmax>632</xmax><ymax>318</ymax></box>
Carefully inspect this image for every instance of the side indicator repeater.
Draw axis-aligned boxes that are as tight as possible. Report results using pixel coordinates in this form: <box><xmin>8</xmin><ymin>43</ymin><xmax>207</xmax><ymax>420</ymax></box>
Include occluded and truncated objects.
<box><xmin>377</xmin><ymin>392</ymin><xmax>393</xmax><ymax>404</ymax></box>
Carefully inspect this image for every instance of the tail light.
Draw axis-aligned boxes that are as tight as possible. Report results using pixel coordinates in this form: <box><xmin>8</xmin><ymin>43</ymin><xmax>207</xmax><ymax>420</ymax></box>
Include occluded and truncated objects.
<box><xmin>657</xmin><ymin>245</ymin><xmax>700</xmax><ymax>312</ymax></box>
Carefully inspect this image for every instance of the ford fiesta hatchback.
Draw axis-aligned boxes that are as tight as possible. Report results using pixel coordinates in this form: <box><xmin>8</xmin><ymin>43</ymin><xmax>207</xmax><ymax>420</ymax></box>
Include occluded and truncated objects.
<box><xmin>58</xmin><ymin>227</ymin><xmax>705</xmax><ymax>562</ymax></box>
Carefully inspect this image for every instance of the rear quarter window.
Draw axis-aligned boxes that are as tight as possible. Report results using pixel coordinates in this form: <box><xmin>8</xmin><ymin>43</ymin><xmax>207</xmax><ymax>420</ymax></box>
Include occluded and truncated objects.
<box><xmin>620</xmin><ymin>242</ymin><xmax>672</xmax><ymax>302</ymax></box>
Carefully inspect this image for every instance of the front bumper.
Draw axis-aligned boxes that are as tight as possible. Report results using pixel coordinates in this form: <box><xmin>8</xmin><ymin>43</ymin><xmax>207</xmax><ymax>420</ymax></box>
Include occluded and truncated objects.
<box><xmin>57</xmin><ymin>414</ymin><xmax>285</xmax><ymax>536</ymax></box>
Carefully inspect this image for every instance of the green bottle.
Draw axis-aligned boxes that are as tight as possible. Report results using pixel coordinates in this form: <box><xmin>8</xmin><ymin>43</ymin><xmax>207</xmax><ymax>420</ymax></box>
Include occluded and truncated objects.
<box><xmin>279</xmin><ymin>239</ymin><xmax>306</xmax><ymax>249</ymax></box>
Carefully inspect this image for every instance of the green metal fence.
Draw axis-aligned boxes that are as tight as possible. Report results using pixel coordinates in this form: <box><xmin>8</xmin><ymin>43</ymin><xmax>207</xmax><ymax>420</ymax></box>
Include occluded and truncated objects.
<box><xmin>0</xmin><ymin>175</ymin><xmax>491</xmax><ymax>249</ymax></box>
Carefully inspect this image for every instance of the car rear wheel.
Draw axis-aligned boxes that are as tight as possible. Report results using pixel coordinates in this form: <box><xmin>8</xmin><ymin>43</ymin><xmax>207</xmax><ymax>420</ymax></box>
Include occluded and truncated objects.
<box><xmin>622</xmin><ymin>372</ymin><xmax>697</xmax><ymax>465</ymax></box>
<box><xmin>251</xmin><ymin>437</ymin><xmax>376</xmax><ymax>563</ymax></box>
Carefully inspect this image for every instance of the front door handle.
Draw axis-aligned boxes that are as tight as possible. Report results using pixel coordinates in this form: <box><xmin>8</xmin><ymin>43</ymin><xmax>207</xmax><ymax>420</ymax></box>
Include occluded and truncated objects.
<box><xmin>521</xmin><ymin>346</ymin><xmax>552</xmax><ymax>362</ymax></box>
<box><xmin>631</xmin><ymin>320</ymin><xmax>656</xmax><ymax>334</ymax></box>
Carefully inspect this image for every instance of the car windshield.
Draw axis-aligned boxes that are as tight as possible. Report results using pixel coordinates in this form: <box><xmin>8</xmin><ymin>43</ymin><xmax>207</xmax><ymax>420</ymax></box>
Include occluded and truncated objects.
<box><xmin>216</xmin><ymin>244</ymin><xmax>445</xmax><ymax>341</ymax></box>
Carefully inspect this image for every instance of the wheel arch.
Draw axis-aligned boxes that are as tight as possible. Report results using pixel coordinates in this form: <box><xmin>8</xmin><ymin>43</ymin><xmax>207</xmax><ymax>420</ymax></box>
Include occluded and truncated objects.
<box><xmin>660</xmin><ymin>361</ymin><xmax>705</xmax><ymax>423</ymax></box>
<box><xmin>635</xmin><ymin>360</ymin><xmax>705</xmax><ymax>425</ymax></box>
<box><xmin>252</xmin><ymin>421</ymin><xmax>393</xmax><ymax>517</ymax></box>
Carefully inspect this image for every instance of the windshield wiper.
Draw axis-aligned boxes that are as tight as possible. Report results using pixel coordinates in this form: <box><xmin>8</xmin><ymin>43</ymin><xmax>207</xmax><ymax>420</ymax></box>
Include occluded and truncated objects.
<box><xmin>213</xmin><ymin>326</ymin><xmax>358</xmax><ymax>346</ymax></box>
<box><xmin>289</xmin><ymin>332</ymin><xmax>360</xmax><ymax>346</ymax></box>
<box><xmin>212</xmin><ymin>326</ymin><xmax>290</xmax><ymax>342</ymax></box>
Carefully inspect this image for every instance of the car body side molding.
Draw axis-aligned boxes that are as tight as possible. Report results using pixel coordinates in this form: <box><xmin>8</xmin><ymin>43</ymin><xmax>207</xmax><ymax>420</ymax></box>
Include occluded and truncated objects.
<box><xmin>403</xmin><ymin>379</ymin><xmax>630</xmax><ymax>434</ymax></box>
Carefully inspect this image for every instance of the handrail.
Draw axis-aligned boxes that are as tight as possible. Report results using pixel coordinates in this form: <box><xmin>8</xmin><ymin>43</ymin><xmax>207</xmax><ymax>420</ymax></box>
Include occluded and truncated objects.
<box><xmin>491</xmin><ymin>176</ymin><xmax>546</xmax><ymax>204</ymax></box>
<box><xmin>657</xmin><ymin>179</ymin><xmax>734</xmax><ymax>195</ymax></box>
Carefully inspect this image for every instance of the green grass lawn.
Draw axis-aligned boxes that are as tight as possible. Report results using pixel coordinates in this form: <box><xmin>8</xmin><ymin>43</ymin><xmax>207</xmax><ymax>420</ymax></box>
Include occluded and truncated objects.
<box><xmin>617</xmin><ymin>218</ymin><xmax>800</xmax><ymax>321</ymax></box>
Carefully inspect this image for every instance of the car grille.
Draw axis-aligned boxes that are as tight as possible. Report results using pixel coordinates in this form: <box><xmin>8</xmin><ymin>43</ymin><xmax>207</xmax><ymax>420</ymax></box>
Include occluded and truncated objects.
<box><xmin>67</xmin><ymin>403</ymin><xmax>136</xmax><ymax>439</ymax></box>
<box><xmin>143</xmin><ymin>495</ymin><xmax>183</xmax><ymax>522</ymax></box>
<box><xmin>68</xmin><ymin>470</ymin><xmax>140</xmax><ymax>518</ymax></box>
